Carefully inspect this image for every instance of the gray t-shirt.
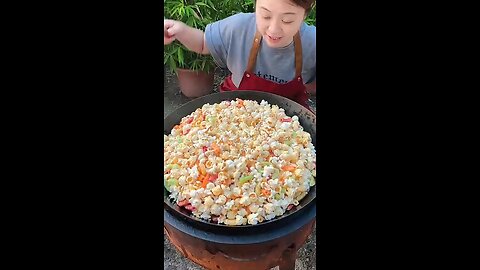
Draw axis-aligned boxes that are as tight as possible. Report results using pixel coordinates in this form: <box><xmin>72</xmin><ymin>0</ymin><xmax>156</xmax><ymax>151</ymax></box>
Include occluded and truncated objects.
<box><xmin>205</xmin><ymin>13</ymin><xmax>316</xmax><ymax>88</ymax></box>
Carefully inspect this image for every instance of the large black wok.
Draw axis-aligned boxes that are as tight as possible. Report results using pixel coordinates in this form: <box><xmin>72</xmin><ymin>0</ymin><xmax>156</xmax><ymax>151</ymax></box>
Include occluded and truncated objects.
<box><xmin>164</xmin><ymin>90</ymin><xmax>316</xmax><ymax>233</ymax></box>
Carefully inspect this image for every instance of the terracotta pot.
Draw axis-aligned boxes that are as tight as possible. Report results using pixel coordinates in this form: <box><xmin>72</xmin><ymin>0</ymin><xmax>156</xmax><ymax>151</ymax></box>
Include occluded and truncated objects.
<box><xmin>176</xmin><ymin>68</ymin><xmax>214</xmax><ymax>98</ymax></box>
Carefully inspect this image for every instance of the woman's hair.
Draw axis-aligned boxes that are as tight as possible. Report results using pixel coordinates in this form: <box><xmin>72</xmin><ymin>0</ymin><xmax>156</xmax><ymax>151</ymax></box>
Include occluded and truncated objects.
<box><xmin>291</xmin><ymin>0</ymin><xmax>316</xmax><ymax>14</ymax></box>
<box><xmin>255</xmin><ymin>0</ymin><xmax>316</xmax><ymax>14</ymax></box>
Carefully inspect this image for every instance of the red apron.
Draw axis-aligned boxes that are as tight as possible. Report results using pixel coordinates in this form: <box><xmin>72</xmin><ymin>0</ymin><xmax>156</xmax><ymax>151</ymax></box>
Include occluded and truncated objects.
<box><xmin>219</xmin><ymin>31</ymin><xmax>311</xmax><ymax>109</ymax></box>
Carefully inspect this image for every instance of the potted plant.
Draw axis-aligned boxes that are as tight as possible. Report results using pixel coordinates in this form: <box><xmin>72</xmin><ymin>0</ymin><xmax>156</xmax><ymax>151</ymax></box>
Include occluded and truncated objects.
<box><xmin>164</xmin><ymin>0</ymin><xmax>217</xmax><ymax>98</ymax></box>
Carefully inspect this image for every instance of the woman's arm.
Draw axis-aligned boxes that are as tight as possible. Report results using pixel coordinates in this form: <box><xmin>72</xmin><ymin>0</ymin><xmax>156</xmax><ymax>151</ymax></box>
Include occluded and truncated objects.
<box><xmin>164</xmin><ymin>19</ymin><xmax>210</xmax><ymax>55</ymax></box>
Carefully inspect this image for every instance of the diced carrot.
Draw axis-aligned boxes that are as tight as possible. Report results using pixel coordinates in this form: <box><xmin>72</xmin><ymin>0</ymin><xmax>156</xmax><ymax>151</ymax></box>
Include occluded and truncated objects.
<box><xmin>211</xmin><ymin>143</ymin><xmax>221</xmax><ymax>156</ymax></box>
<box><xmin>198</xmin><ymin>163</ymin><xmax>206</xmax><ymax>175</ymax></box>
<box><xmin>281</xmin><ymin>165</ymin><xmax>296</xmax><ymax>172</ymax></box>
<box><xmin>236</xmin><ymin>99</ymin><xmax>244</xmax><ymax>108</ymax></box>
<box><xmin>261</xmin><ymin>189</ymin><xmax>271</xmax><ymax>196</ymax></box>
<box><xmin>223</xmin><ymin>178</ymin><xmax>233</xmax><ymax>186</ymax></box>
<box><xmin>201</xmin><ymin>177</ymin><xmax>209</xmax><ymax>188</ymax></box>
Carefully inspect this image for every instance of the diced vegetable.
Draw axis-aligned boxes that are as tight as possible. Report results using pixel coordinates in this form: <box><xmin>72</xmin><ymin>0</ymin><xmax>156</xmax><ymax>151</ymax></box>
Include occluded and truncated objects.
<box><xmin>177</xmin><ymin>199</ymin><xmax>189</xmax><ymax>207</ymax></box>
<box><xmin>184</xmin><ymin>205</ymin><xmax>196</xmax><ymax>211</ymax></box>
<box><xmin>208</xmin><ymin>174</ymin><xmax>218</xmax><ymax>182</ymax></box>
<box><xmin>201</xmin><ymin>176</ymin><xmax>209</xmax><ymax>188</ymax></box>
<box><xmin>281</xmin><ymin>118</ymin><xmax>292</xmax><ymax>122</ymax></box>
<box><xmin>165</xmin><ymin>164</ymin><xmax>180</xmax><ymax>171</ymax></box>
<box><xmin>198</xmin><ymin>163</ymin><xmax>206</xmax><ymax>175</ymax></box>
<box><xmin>239</xmin><ymin>175</ymin><xmax>254</xmax><ymax>184</ymax></box>
<box><xmin>236</xmin><ymin>98</ymin><xmax>244</xmax><ymax>107</ymax></box>
<box><xmin>255</xmin><ymin>183</ymin><xmax>262</xmax><ymax>195</ymax></box>
<box><xmin>207</xmin><ymin>116</ymin><xmax>216</xmax><ymax>123</ymax></box>
<box><xmin>211</xmin><ymin>143</ymin><xmax>221</xmax><ymax>156</ymax></box>
<box><xmin>272</xmin><ymin>169</ymin><xmax>280</xmax><ymax>179</ymax></box>
<box><xmin>274</xmin><ymin>193</ymin><xmax>281</xmax><ymax>200</ymax></box>
<box><xmin>164</xmin><ymin>178</ymin><xmax>178</xmax><ymax>192</ymax></box>
<box><xmin>281</xmin><ymin>165</ymin><xmax>296</xmax><ymax>172</ymax></box>
<box><xmin>309</xmin><ymin>177</ymin><xmax>316</xmax><ymax>187</ymax></box>
<box><xmin>202</xmin><ymin>146</ymin><xmax>208</xmax><ymax>153</ymax></box>
<box><xmin>185</xmin><ymin>117</ymin><xmax>194</xmax><ymax>124</ymax></box>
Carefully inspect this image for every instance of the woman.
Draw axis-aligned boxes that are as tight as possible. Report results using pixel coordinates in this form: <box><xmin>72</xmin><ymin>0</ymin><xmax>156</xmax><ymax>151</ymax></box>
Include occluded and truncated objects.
<box><xmin>164</xmin><ymin>0</ymin><xmax>316</xmax><ymax>109</ymax></box>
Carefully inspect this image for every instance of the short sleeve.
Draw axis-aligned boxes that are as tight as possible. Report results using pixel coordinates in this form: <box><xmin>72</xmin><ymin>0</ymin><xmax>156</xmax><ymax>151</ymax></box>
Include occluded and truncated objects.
<box><xmin>205</xmin><ymin>20</ymin><xmax>228</xmax><ymax>69</ymax></box>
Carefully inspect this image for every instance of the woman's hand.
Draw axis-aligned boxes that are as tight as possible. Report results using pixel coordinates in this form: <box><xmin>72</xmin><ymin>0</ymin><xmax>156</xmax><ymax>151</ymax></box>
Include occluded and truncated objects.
<box><xmin>163</xmin><ymin>19</ymin><xmax>209</xmax><ymax>55</ymax></box>
<box><xmin>164</xmin><ymin>19</ymin><xmax>185</xmax><ymax>45</ymax></box>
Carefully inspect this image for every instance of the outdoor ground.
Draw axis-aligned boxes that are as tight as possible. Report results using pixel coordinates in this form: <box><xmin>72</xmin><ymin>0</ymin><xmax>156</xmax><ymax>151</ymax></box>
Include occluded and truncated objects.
<box><xmin>163</xmin><ymin>68</ymin><xmax>317</xmax><ymax>270</ymax></box>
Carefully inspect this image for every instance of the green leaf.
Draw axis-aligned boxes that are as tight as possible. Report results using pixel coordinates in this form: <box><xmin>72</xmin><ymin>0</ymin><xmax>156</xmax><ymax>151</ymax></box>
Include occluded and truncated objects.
<box><xmin>169</xmin><ymin>57</ymin><xmax>177</xmax><ymax>74</ymax></box>
<box><xmin>177</xmin><ymin>49</ymin><xmax>184</xmax><ymax>65</ymax></box>
<box><xmin>207</xmin><ymin>0</ymin><xmax>217</xmax><ymax>11</ymax></box>
<box><xmin>191</xmin><ymin>8</ymin><xmax>201</xmax><ymax>20</ymax></box>
<box><xmin>186</xmin><ymin>17</ymin><xmax>194</xmax><ymax>27</ymax></box>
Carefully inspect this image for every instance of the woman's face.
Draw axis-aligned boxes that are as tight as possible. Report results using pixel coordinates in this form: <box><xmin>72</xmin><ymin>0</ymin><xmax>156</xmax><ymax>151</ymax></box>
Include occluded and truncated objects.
<box><xmin>255</xmin><ymin>0</ymin><xmax>306</xmax><ymax>48</ymax></box>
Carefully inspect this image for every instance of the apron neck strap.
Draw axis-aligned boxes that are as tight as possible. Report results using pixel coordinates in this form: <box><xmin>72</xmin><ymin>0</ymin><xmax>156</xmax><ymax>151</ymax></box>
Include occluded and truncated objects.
<box><xmin>245</xmin><ymin>31</ymin><xmax>303</xmax><ymax>78</ymax></box>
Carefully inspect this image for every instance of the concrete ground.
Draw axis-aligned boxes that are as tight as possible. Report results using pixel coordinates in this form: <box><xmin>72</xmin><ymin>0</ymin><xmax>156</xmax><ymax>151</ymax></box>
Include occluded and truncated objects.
<box><xmin>163</xmin><ymin>68</ymin><xmax>317</xmax><ymax>270</ymax></box>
